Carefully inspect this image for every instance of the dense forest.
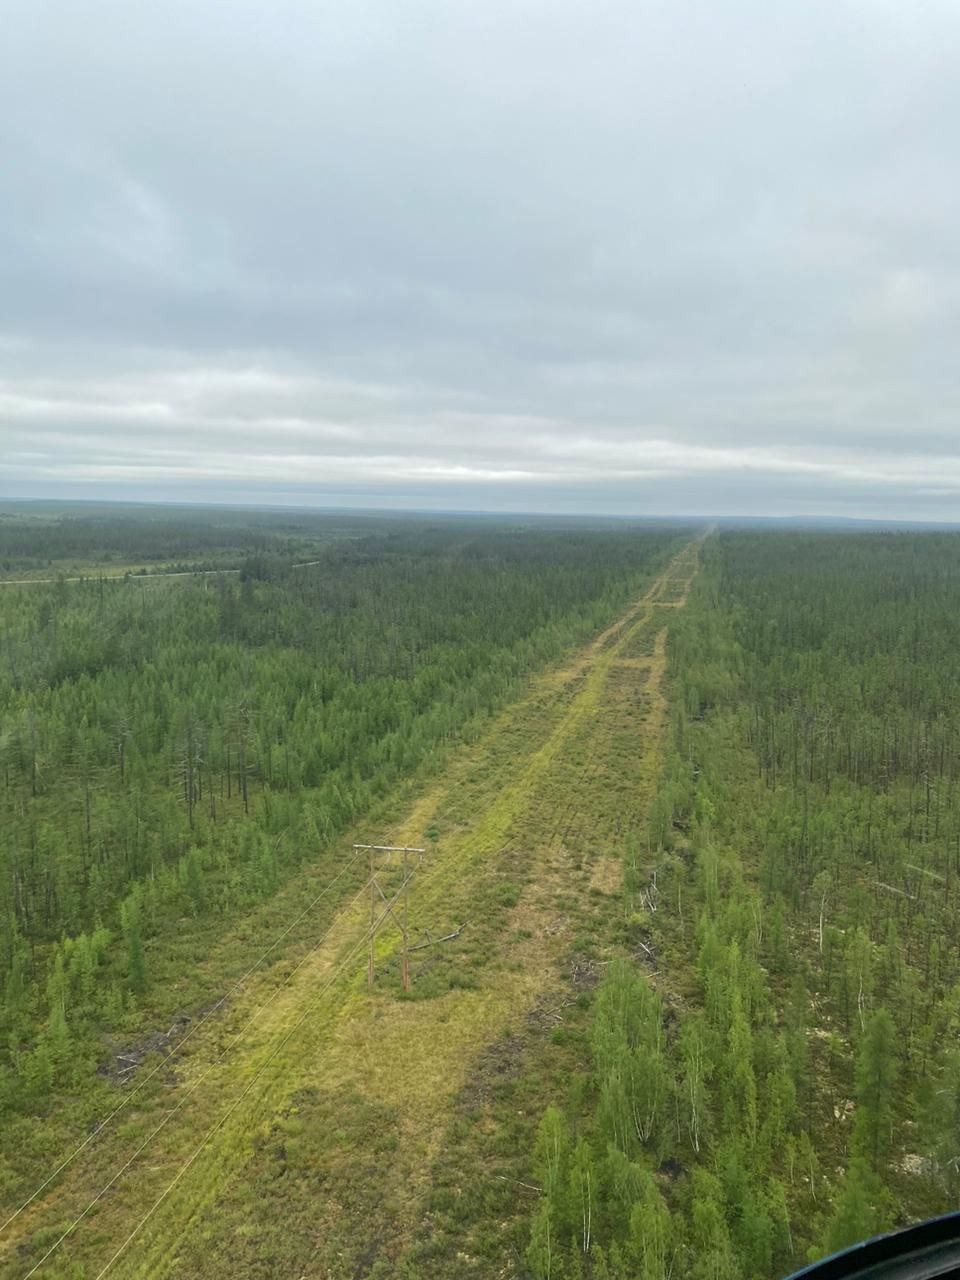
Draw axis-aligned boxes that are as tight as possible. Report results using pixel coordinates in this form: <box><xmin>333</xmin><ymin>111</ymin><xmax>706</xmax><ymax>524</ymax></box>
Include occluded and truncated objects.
<box><xmin>6</xmin><ymin>515</ymin><xmax>960</xmax><ymax>1280</ymax></box>
<box><xmin>0</xmin><ymin>513</ymin><xmax>683</xmax><ymax>1204</ymax></box>
<box><xmin>526</xmin><ymin>530</ymin><xmax>960</xmax><ymax>1278</ymax></box>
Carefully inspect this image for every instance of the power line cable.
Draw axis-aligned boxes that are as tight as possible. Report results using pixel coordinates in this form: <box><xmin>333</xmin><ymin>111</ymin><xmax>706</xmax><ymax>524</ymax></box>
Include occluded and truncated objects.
<box><xmin>0</xmin><ymin>846</ymin><xmax>364</xmax><ymax>1237</ymax></box>
<box><xmin>13</xmin><ymin>870</ymin><xmax>383</xmax><ymax>1279</ymax></box>
<box><xmin>91</xmin><ymin>875</ymin><xmax>415</xmax><ymax>1280</ymax></box>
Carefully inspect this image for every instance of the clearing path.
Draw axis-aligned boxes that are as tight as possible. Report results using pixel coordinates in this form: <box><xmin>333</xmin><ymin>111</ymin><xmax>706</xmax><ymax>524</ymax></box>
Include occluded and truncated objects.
<box><xmin>1</xmin><ymin>538</ymin><xmax>701</xmax><ymax>1280</ymax></box>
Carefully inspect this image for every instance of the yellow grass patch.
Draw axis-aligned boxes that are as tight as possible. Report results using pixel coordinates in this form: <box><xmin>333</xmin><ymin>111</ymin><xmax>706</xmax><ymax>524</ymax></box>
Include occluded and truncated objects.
<box><xmin>589</xmin><ymin>857</ymin><xmax>625</xmax><ymax>895</ymax></box>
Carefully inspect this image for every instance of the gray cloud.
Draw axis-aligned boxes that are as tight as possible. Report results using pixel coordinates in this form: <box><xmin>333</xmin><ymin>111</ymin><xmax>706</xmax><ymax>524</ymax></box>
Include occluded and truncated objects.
<box><xmin>3</xmin><ymin>0</ymin><xmax>960</xmax><ymax>517</ymax></box>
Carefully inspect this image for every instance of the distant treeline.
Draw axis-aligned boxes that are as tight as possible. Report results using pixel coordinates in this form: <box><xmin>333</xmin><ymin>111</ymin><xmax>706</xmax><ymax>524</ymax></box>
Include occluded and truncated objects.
<box><xmin>0</xmin><ymin>509</ymin><xmax>341</xmax><ymax>571</ymax></box>
<box><xmin>0</xmin><ymin>505</ymin><xmax>689</xmax><ymax>574</ymax></box>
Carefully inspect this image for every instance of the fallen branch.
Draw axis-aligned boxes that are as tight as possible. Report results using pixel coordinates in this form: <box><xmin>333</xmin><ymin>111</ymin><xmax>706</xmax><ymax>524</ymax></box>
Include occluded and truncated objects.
<box><xmin>493</xmin><ymin>1175</ymin><xmax>542</xmax><ymax>1195</ymax></box>
<box><xmin>408</xmin><ymin>922</ymin><xmax>469</xmax><ymax>952</ymax></box>
<box><xmin>875</xmin><ymin>881</ymin><xmax>917</xmax><ymax>900</ymax></box>
<box><xmin>906</xmin><ymin>863</ymin><xmax>946</xmax><ymax>883</ymax></box>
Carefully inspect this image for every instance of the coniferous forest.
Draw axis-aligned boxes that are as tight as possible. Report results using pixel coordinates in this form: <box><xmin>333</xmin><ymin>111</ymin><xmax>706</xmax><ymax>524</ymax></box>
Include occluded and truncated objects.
<box><xmin>3</xmin><ymin>513</ymin><xmax>960</xmax><ymax>1279</ymax></box>
<box><xmin>527</xmin><ymin>530</ymin><xmax>960</xmax><ymax>1279</ymax></box>
<box><xmin>0</xmin><ymin>510</ymin><xmax>682</xmax><ymax>1204</ymax></box>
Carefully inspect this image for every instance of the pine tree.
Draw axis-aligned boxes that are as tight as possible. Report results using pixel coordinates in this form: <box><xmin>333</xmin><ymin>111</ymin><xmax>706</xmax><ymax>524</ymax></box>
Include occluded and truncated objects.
<box><xmin>825</xmin><ymin>1159</ymin><xmax>880</xmax><ymax>1255</ymax></box>
<box><xmin>43</xmin><ymin>948</ymin><xmax>71</xmax><ymax>1081</ymax></box>
<box><xmin>121</xmin><ymin>891</ymin><xmax>147</xmax><ymax>995</ymax></box>
<box><xmin>852</xmin><ymin>1007</ymin><xmax>898</xmax><ymax>1166</ymax></box>
<box><xmin>923</xmin><ymin>1039</ymin><xmax>960</xmax><ymax>1193</ymax></box>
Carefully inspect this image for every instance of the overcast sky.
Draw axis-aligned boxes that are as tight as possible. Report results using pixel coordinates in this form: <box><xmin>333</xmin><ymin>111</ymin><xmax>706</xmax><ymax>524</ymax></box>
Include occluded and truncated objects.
<box><xmin>3</xmin><ymin>1</ymin><xmax>960</xmax><ymax>518</ymax></box>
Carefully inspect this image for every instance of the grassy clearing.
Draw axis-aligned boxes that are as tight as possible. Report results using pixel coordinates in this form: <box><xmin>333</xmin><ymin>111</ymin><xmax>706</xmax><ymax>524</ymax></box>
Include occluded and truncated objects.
<box><xmin>0</xmin><ymin>540</ymin><xmax>700</xmax><ymax>1280</ymax></box>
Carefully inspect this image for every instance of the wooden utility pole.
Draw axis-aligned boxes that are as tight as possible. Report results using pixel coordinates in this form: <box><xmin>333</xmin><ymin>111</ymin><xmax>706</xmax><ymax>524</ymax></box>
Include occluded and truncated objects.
<box><xmin>353</xmin><ymin>844</ymin><xmax>425</xmax><ymax>991</ymax></box>
<box><xmin>368</xmin><ymin>844</ymin><xmax>376</xmax><ymax>989</ymax></box>
<box><xmin>402</xmin><ymin>846</ymin><xmax>410</xmax><ymax>992</ymax></box>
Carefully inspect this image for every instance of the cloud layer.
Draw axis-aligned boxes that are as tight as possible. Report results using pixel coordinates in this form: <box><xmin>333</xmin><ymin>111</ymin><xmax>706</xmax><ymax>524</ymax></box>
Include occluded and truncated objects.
<box><xmin>3</xmin><ymin>1</ymin><xmax>960</xmax><ymax>516</ymax></box>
